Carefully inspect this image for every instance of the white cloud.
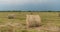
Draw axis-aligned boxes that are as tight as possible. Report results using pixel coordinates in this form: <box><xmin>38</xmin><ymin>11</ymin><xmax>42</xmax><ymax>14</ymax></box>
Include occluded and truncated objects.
<box><xmin>0</xmin><ymin>0</ymin><xmax>49</xmax><ymax>5</ymax></box>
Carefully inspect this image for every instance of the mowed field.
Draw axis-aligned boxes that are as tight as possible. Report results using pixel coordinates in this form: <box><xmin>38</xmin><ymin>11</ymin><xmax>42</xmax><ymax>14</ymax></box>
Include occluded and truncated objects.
<box><xmin>0</xmin><ymin>12</ymin><xmax>60</xmax><ymax>32</ymax></box>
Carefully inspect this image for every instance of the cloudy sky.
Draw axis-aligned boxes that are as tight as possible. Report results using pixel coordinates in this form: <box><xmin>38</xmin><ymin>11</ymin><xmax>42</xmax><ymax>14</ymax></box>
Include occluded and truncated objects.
<box><xmin>0</xmin><ymin>0</ymin><xmax>60</xmax><ymax>11</ymax></box>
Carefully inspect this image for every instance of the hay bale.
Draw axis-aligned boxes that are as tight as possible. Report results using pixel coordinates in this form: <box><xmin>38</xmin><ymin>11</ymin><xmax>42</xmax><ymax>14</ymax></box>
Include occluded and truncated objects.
<box><xmin>58</xmin><ymin>14</ymin><xmax>60</xmax><ymax>17</ymax></box>
<box><xmin>26</xmin><ymin>15</ymin><xmax>41</xmax><ymax>28</ymax></box>
<box><xmin>8</xmin><ymin>14</ymin><xmax>15</xmax><ymax>19</ymax></box>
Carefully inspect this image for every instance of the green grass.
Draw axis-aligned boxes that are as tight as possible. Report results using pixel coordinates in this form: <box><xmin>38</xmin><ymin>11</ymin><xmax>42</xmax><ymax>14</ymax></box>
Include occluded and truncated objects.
<box><xmin>0</xmin><ymin>12</ymin><xmax>60</xmax><ymax>32</ymax></box>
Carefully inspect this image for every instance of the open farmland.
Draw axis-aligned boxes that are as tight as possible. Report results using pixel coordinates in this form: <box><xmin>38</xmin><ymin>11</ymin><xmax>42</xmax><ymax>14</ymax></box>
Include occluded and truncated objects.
<box><xmin>0</xmin><ymin>12</ymin><xmax>60</xmax><ymax>32</ymax></box>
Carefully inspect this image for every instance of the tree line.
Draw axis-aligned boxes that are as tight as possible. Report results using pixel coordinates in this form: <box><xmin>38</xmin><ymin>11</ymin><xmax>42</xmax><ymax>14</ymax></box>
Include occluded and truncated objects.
<box><xmin>0</xmin><ymin>10</ymin><xmax>60</xmax><ymax>12</ymax></box>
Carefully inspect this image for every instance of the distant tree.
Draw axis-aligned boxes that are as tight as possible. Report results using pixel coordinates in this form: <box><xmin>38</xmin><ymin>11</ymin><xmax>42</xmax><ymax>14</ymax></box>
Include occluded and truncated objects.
<box><xmin>48</xmin><ymin>10</ymin><xmax>52</xmax><ymax>12</ymax></box>
<box><xmin>27</xmin><ymin>10</ymin><xmax>32</xmax><ymax>12</ymax></box>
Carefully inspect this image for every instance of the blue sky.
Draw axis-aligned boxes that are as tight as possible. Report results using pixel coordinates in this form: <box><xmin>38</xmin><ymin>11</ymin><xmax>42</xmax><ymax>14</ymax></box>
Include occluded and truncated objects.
<box><xmin>0</xmin><ymin>0</ymin><xmax>60</xmax><ymax>11</ymax></box>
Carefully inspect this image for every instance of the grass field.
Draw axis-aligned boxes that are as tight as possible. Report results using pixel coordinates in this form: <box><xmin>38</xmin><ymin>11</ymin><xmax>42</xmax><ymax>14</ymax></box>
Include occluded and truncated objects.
<box><xmin>0</xmin><ymin>12</ymin><xmax>60</xmax><ymax>32</ymax></box>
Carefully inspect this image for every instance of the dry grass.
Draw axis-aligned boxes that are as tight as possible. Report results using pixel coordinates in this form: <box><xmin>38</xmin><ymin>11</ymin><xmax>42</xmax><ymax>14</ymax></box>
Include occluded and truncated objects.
<box><xmin>0</xmin><ymin>12</ymin><xmax>59</xmax><ymax>32</ymax></box>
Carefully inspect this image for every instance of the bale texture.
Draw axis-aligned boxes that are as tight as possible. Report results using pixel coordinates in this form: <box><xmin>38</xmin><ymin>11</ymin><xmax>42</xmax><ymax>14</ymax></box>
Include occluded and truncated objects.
<box><xmin>26</xmin><ymin>15</ymin><xmax>41</xmax><ymax>28</ymax></box>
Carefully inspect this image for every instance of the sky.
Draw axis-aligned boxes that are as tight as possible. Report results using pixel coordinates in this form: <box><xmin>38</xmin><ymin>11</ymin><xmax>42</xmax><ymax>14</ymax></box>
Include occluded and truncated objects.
<box><xmin>0</xmin><ymin>0</ymin><xmax>60</xmax><ymax>11</ymax></box>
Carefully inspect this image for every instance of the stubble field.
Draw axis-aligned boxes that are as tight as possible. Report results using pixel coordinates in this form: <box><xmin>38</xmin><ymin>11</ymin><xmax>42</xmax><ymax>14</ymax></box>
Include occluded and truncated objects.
<box><xmin>0</xmin><ymin>12</ymin><xmax>60</xmax><ymax>32</ymax></box>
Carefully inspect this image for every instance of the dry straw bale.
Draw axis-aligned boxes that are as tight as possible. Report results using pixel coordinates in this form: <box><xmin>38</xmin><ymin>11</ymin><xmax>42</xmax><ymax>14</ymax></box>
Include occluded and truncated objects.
<box><xmin>26</xmin><ymin>15</ymin><xmax>41</xmax><ymax>28</ymax></box>
<box><xmin>8</xmin><ymin>14</ymin><xmax>16</xmax><ymax>19</ymax></box>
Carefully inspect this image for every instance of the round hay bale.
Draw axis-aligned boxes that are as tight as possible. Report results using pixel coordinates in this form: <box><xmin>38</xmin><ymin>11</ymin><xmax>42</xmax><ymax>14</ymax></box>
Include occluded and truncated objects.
<box><xmin>26</xmin><ymin>15</ymin><xmax>41</xmax><ymax>28</ymax></box>
<box><xmin>8</xmin><ymin>14</ymin><xmax>15</xmax><ymax>19</ymax></box>
<box><xmin>58</xmin><ymin>14</ymin><xmax>60</xmax><ymax>17</ymax></box>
